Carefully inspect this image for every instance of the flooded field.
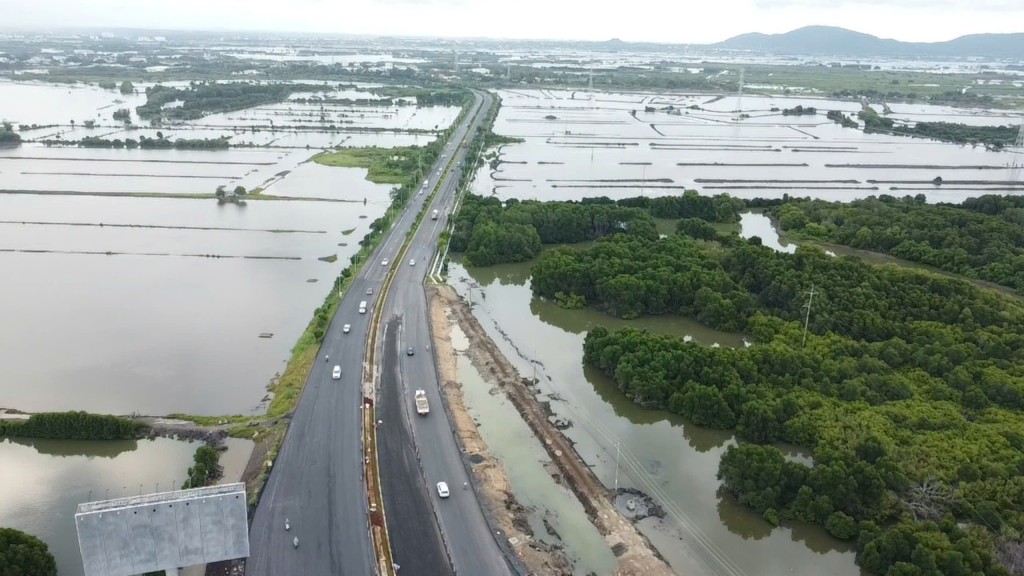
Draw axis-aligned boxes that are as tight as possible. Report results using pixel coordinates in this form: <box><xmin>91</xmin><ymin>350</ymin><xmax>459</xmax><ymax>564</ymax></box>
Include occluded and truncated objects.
<box><xmin>0</xmin><ymin>436</ymin><xmax>199</xmax><ymax>576</ymax></box>
<box><xmin>476</xmin><ymin>89</ymin><xmax>1023</xmax><ymax>203</ymax></box>
<box><xmin>447</xmin><ymin>258</ymin><xmax>863</xmax><ymax>576</ymax></box>
<box><xmin>0</xmin><ymin>79</ymin><xmax>460</xmax><ymax>415</ymax></box>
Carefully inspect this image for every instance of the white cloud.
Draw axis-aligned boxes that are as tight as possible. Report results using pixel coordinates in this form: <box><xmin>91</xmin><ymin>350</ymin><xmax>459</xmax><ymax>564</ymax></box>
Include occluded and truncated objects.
<box><xmin>0</xmin><ymin>0</ymin><xmax>1020</xmax><ymax>43</ymax></box>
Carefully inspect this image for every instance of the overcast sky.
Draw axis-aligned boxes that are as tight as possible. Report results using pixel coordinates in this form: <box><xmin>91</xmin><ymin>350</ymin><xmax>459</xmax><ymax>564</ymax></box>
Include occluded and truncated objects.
<box><xmin>1</xmin><ymin>0</ymin><xmax>1021</xmax><ymax>44</ymax></box>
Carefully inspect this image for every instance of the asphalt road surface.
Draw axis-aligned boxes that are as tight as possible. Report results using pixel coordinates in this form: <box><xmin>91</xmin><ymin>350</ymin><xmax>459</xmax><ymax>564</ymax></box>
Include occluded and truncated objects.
<box><xmin>376</xmin><ymin>91</ymin><xmax>516</xmax><ymax>576</ymax></box>
<box><xmin>245</xmin><ymin>91</ymin><xmax>488</xmax><ymax>576</ymax></box>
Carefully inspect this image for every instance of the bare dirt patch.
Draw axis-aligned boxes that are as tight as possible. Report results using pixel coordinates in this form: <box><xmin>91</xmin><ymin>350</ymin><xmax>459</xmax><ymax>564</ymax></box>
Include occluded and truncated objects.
<box><xmin>428</xmin><ymin>285</ymin><xmax>675</xmax><ymax>576</ymax></box>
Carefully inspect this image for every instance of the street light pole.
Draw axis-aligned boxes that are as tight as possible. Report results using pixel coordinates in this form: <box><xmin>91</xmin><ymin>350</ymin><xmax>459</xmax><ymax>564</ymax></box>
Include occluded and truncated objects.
<box><xmin>613</xmin><ymin>442</ymin><xmax>622</xmax><ymax>492</ymax></box>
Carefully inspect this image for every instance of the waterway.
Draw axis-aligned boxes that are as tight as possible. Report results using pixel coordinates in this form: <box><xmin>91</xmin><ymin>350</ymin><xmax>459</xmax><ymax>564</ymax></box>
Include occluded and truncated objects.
<box><xmin>452</xmin><ymin>324</ymin><xmax>617</xmax><ymax>575</ymax></box>
<box><xmin>447</xmin><ymin>258</ymin><xmax>863</xmax><ymax>576</ymax></box>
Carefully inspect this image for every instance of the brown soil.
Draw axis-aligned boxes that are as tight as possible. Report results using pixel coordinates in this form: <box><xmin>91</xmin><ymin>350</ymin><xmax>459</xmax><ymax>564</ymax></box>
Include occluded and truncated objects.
<box><xmin>428</xmin><ymin>285</ymin><xmax>676</xmax><ymax>576</ymax></box>
<box><xmin>428</xmin><ymin>287</ymin><xmax>573</xmax><ymax>576</ymax></box>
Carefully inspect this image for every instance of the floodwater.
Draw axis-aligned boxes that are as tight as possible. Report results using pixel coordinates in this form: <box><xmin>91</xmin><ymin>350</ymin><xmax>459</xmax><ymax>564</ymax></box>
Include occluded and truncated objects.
<box><xmin>738</xmin><ymin>212</ymin><xmax>797</xmax><ymax>253</ymax></box>
<box><xmin>475</xmin><ymin>89</ymin><xmax>1022</xmax><ymax>204</ymax></box>
<box><xmin>0</xmin><ymin>78</ymin><xmax>461</xmax><ymax>416</ymax></box>
<box><xmin>0</xmin><ymin>194</ymin><xmax>378</xmax><ymax>415</ymax></box>
<box><xmin>452</xmin><ymin>327</ymin><xmax>617</xmax><ymax>575</ymax></box>
<box><xmin>447</xmin><ymin>260</ymin><xmax>862</xmax><ymax>576</ymax></box>
<box><xmin>0</xmin><ymin>436</ymin><xmax>198</xmax><ymax>576</ymax></box>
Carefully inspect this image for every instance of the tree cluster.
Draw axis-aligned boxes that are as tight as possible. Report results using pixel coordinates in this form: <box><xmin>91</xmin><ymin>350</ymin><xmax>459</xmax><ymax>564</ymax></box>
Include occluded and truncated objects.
<box><xmin>136</xmin><ymin>82</ymin><xmax>324</xmax><ymax>120</ymax></box>
<box><xmin>827</xmin><ymin>110</ymin><xmax>859</xmax><ymax>128</ymax></box>
<box><xmin>890</xmin><ymin>121</ymin><xmax>1020</xmax><ymax>149</ymax></box>
<box><xmin>577</xmin><ymin>231</ymin><xmax>1024</xmax><ymax>575</ymax></box>
<box><xmin>182</xmin><ymin>445</ymin><xmax>221</xmax><ymax>489</ymax></box>
<box><xmin>769</xmin><ymin>195</ymin><xmax>1024</xmax><ymax>291</ymax></box>
<box><xmin>0</xmin><ymin>121</ymin><xmax>20</xmax><ymax>145</ymax></box>
<box><xmin>450</xmin><ymin>191</ymin><xmax>743</xmax><ymax>267</ymax></box>
<box><xmin>0</xmin><ymin>527</ymin><xmax>57</xmax><ymax>576</ymax></box>
<box><xmin>0</xmin><ymin>412</ymin><xmax>145</xmax><ymax>440</ymax></box>
<box><xmin>60</xmin><ymin>135</ymin><xmax>231</xmax><ymax>150</ymax></box>
<box><xmin>449</xmin><ymin>194</ymin><xmax>658</xmax><ymax>266</ymax></box>
<box><xmin>782</xmin><ymin>105</ymin><xmax>817</xmax><ymax>116</ymax></box>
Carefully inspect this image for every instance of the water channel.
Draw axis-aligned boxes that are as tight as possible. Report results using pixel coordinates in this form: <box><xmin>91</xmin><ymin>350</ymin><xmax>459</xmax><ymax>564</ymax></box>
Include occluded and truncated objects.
<box><xmin>447</xmin><ymin>251</ymin><xmax>864</xmax><ymax>576</ymax></box>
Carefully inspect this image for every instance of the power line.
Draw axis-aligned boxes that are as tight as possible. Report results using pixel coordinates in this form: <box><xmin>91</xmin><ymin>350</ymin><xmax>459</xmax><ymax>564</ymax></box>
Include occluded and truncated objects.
<box><xmin>801</xmin><ymin>283</ymin><xmax>818</xmax><ymax>348</ymax></box>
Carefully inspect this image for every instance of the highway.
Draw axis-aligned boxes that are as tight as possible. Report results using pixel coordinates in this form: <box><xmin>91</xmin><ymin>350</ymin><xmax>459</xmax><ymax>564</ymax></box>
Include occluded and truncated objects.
<box><xmin>245</xmin><ymin>91</ymin><xmax>489</xmax><ymax>576</ymax></box>
<box><xmin>375</xmin><ymin>90</ymin><xmax>517</xmax><ymax>576</ymax></box>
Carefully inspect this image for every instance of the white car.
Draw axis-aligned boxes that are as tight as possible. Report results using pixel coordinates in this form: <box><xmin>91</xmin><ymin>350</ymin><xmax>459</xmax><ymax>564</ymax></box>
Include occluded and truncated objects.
<box><xmin>332</xmin><ymin>366</ymin><xmax>341</xmax><ymax>380</ymax></box>
<box><xmin>409</xmin><ymin>259</ymin><xmax>415</xmax><ymax>266</ymax></box>
<box><xmin>343</xmin><ymin>324</ymin><xmax>351</xmax><ymax>334</ymax></box>
<box><xmin>436</xmin><ymin>482</ymin><xmax>450</xmax><ymax>498</ymax></box>
<box><xmin>381</xmin><ymin>259</ymin><xmax>389</xmax><ymax>266</ymax></box>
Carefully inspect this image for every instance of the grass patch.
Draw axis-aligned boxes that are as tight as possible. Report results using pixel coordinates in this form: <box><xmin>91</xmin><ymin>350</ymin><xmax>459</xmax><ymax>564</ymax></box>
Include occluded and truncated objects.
<box><xmin>313</xmin><ymin>147</ymin><xmax>422</xmax><ymax>185</ymax></box>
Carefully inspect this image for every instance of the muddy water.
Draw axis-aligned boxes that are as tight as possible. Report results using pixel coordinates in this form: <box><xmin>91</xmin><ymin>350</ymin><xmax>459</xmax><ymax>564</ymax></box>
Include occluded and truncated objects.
<box><xmin>0</xmin><ymin>194</ymin><xmax>384</xmax><ymax>415</ymax></box>
<box><xmin>477</xmin><ymin>89</ymin><xmax>1020</xmax><ymax>204</ymax></box>
<box><xmin>451</xmin><ymin>325</ymin><xmax>617</xmax><ymax>575</ymax></box>
<box><xmin>0</xmin><ymin>436</ymin><xmax>198</xmax><ymax>576</ymax></box>
<box><xmin>447</xmin><ymin>260</ymin><xmax>863</xmax><ymax>576</ymax></box>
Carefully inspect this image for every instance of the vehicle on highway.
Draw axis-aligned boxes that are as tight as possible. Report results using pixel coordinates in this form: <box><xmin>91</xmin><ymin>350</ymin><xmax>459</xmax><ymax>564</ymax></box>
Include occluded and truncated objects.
<box><xmin>359</xmin><ymin>301</ymin><xmax>367</xmax><ymax>314</ymax></box>
<box><xmin>407</xmin><ymin>347</ymin><xmax>414</xmax><ymax>356</ymax></box>
<box><xmin>293</xmin><ymin>537</ymin><xmax>299</xmax><ymax>549</ymax></box>
<box><xmin>285</xmin><ymin>518</ymin><xmax>290</xmax><ymax>531</ymax></box>
<box><xmin>409</xmin><ymin>259</ymin><xmax>415</xmax><ymax>266</ymax></box>
<box><xmin>332</xmin><ymin>365</ymin><xmax>341</xmax><ymax>380</ymax></box>
<box><xmin>415</xmin><ymin>390</ymin><xmax>429</xmax><ymax>415</ymax></box>
<box><xmin>436</xmin><ymin>482</ymin><xmax>450</xmax><ymax>498</ymax></box>
<box><xmin>343</xmin><ymin>324</ymin><xmax>351</xmax><ymax>334</ymax></box>
<box><xmin>366</xmin><ymin>287</ymin><xmax>373</xmax><ymax>295</ymax></box>
<box><xmin>431</xmin><ymin>209</ymin><xmax>439</xmax><ymax>220</ymax></box>
<box><xmin>381</xmin><ymin>259</ymin><xmax>389</xmax><ymax>266</ymax></box>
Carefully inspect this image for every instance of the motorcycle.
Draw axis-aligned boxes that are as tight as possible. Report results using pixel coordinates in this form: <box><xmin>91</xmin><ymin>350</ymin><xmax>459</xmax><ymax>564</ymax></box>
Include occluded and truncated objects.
<box><xmin>285</xmin><ymin>519</ymin><xmax>290</xmax><ymax>531</ymax></box>
<box><xmin>293</xmin><ymin>536</ymin><xmax>299</xmax><ymax>549</ymax></box>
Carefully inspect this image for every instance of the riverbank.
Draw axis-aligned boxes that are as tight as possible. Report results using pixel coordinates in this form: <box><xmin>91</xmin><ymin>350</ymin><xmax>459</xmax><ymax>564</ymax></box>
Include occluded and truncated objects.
<box><xmin>428</xmin><ymin>286</ymin><xmax>573</xmax><ymax>575</ymax></box>
<box><xmin>428</xmin><ymin>285</ymin><xmax>674</xmax><ymax>576</ymax></box>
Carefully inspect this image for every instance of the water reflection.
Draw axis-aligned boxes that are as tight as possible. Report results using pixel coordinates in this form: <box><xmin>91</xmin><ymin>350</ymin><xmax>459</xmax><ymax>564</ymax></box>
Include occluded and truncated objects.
<box><xmin>447</xmin><ymin>260</ymin><xmax>861</xmax><ymax>576</ymax></box>
<box><xmin>5</xmin><ymin>436</ymin><xmax>139</xmax><ymax>459</ymax></box>
<box><xmin>0</xmin><ymin>437</ymin><xmax>198</xmax><ymax>576</ymax></box>
<box><xmin>716</xmin><ymin>488</ymin><xmax>772</xmax><ymax>541</ymax></box>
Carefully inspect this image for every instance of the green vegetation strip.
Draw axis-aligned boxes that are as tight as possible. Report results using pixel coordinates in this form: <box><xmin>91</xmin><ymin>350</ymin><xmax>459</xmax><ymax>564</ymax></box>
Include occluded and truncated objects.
<box><xmin>0</xmin><ymin>412</ymin><xmax>144</xmax><ymax>440</ymax></box>
<box><xmin>770</xmin><ymin>195</ymin><xmax>1024</xmax><ymax>292</ymax></box>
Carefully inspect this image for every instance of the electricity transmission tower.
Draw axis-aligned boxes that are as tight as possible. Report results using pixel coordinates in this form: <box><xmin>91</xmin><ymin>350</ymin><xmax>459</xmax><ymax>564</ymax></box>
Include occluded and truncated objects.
<box><xmin>1013</xmin><ymin>123</ymin><xmax>1024</xmax><ymax>168</ymax></box>
<box><xmin>734</xmin><ymin>67</ymin><xmax>745</xmax><ymax>120</ymax></box>
<box><xmin>801</xmin><ymin>284</ymin><xmax>818</xmax><ymax>348</ymax></box>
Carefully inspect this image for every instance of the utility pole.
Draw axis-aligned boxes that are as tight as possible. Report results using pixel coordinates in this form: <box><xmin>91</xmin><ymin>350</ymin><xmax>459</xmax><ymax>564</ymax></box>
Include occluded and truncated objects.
<box><xmin>613</xmin><ymin>442</ymin><xmax>622</xmax><ymax>492</ymax></box>
<box><xmin>801</xmin><ymin>283</ymin><xmax>818</xmax><ymax>348</ymax></box>
<box><xmin>1013</xmin><ymin>122</ymin><xmax>1024</xmax><ymax>168</ymax></box>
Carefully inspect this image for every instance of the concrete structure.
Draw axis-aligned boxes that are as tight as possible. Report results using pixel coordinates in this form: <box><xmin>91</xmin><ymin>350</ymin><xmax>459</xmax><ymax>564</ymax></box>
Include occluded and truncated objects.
<box><xmin>76</xmin><ymin>483</ymin><xmax>249</xmax><ymax>576</ymax></box>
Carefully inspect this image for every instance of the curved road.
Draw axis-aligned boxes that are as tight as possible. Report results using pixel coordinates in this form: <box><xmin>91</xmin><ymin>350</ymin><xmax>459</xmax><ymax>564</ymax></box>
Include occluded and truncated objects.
<box><xmin>245</xmin><ymin>91</ymin><xmax>491</xmax><ymax>576</ymax></box>
<box><xmin>376</xmin><ymin>91</ymin><xmax>517</xmax><ymax>576</ymax></box>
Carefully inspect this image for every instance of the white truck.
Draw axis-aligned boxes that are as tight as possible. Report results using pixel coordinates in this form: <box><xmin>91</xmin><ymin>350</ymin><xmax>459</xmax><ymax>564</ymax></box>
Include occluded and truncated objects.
<box><xmin>359</xmin><ymin>300</ymin><xmax>367</xmax><ymax>314</ymax></box>
<box><xmin>431</xmin><ymin>209</ymin><xmax>439</xmax><ymax>220</ymax></box>
<box><xmin>414</xmin><ymin>390</ymin><xmax>429</xmax><ymax>415</ymax></box>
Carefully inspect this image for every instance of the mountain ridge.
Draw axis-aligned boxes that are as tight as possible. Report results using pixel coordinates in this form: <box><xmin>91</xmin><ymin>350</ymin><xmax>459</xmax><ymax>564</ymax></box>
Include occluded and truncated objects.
<box><xmin>711</xmin><ymin>25</ymin><xmax>1024</xmax><ymax>58</ymax></box>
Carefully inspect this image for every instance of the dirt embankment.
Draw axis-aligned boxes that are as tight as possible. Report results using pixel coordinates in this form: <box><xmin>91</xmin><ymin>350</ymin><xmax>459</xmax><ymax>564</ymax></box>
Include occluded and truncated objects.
<box><xmin>428</xmin><ymin>285</ymin><xmax>675</xmax><ymax>576</ymax></box>
<box><xmin>428</xmin><ymin>287</ymin><xmax>573</xmax><ymax>575</ymax></box>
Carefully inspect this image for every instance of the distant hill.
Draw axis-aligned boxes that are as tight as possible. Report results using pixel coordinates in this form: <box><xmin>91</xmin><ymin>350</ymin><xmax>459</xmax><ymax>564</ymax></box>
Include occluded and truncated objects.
<box><xmin>712</xmin><ymin>26</ymin><xmax>1024</xmax><ymax>59</ymax></box>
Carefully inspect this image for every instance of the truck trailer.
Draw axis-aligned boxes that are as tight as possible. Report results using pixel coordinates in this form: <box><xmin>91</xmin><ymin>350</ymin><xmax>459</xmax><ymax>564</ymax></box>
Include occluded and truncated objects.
<box><xmin>414</xmin><ymin>390</ymin><xmax>429</xmax><ymax>415</ymax></box>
